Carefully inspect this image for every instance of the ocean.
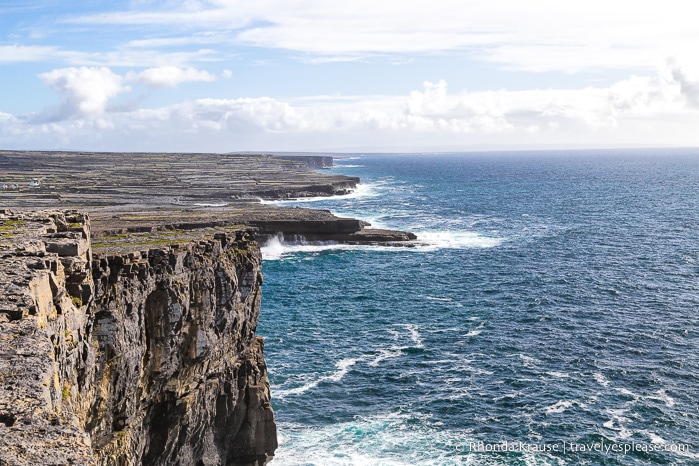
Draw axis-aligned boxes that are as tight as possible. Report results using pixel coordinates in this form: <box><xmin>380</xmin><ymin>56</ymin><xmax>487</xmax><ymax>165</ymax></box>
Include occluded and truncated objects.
<box><xmin>257</xmin><ymin>150</ymin><xmax>699</xmax><ymax>465</ymax></box>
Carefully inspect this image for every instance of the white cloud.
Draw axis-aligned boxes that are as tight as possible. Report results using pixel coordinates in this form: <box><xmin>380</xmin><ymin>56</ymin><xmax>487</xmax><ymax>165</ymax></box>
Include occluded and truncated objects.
<box><xmin>0</xmin><ymin>45</ymin><xmax>58</xmax><ymax>63</ymax></box>
<box><xmin>68</xmin><ymin>49</ymin><xmax>219</xmax><ymax>68</ymax></box>
<box><xmin>62</xmin><ymin>1</ymin><xmax>699</xmax><ymax>73</ymax></box>
<box><xmin>670</xmin><ymin>62</ymin><xmax>699</xmax><ymax>109</ymax></box>
<box><xmin>0</xmin><ymin>42</ymin><xmax>219</xmax><ymax>68</ymax></box>
<box><xmin>4</xmin><ymin>63</ymin><xmax>697</xmax><ymax>151</ymax></box>
<box><xmin>39</xmin><ymin>66</ymin><xmax>130</xmax><ymax>118</ymax></box>
<box><xmin>125</xmin><ymin>31</ymin><xmax>226</xmax><ymax>49</ymax></box>
<box><xmin>35</xmin><ymin>65</ymin><xmax>222</xmax><ymax>120</ymax></box>
<box><xmin>127</xmin><ymin>66</ymin><xmax>217</xmax><ymax>87</ymax></box>
<box><xmin>7</xmin><ymin>1</ymin><xmax>697</xmax><ymax>77</ymax></box>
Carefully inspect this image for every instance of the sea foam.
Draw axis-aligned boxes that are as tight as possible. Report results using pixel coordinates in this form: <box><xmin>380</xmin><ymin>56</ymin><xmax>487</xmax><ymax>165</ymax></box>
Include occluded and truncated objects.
<box><xmin>260</xmin><ymin>235</ymin><xmax>413</xmax><ymax>261</ymax></box>
<box><xmin>274</xmin><ymin>358</ymin><xmax>359</xmax><ymax>399</ymax></box>
<box><xmin>415</xmin><ymin>230</ymin><xmax>505</xmax><ymax>250</ymax></box>
<box><xmin>258</xmin><ymin>182</ymin><xmax>377</xmax><ymax>205</ymax></box>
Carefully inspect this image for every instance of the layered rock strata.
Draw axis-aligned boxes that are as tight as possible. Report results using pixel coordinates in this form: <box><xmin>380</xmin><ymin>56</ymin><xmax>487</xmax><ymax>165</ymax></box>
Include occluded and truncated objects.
<box><xmin>0</xmin><ymin>210</ymin><xmax>277</xmax><ymax>465</ymax></box>
<box><xmin>87</xmin><ymin>208</ymin><xmax>417</xmax><ymax>248</ymax></box>
<box><xmin>0</xmin><ymin>151</ymin><xmax>417</xmax><ymax>247</ymax></box>
<box><xmin>272</xmin><ymin>155</ymin><xmax>333</xmax><ymax>169</ymax></box>
<box><xmin>0</xmin><ymin>151</ymin><xmax>354</xmax><ymax>207</ymax></box>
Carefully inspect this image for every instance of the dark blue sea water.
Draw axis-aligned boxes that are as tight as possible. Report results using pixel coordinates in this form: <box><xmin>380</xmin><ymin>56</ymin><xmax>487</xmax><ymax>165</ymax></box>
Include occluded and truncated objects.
<box><xmin>257</xmin><ymin>150</ymin><xmax>699</xmax><ymax>465</ymax></box>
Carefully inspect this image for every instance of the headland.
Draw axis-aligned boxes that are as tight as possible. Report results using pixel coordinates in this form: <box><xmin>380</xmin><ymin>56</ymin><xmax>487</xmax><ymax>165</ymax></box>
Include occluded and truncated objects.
<box><xmin>0</xmin><ymin>150</ymin><xmax>415</xmax><ymax>465</ymax></box>
<box><xmin>0</xmin><ymin>150</ymin><xmax>416</xmax><ymax>246</ymax></box>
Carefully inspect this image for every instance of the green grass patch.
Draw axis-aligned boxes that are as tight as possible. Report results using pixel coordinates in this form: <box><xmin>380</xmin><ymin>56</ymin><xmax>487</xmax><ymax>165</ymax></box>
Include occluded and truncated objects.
<box><xmin>1</xmin><ymin>219</ymin><xmax>26</xmax><ymax>226</ymax></box>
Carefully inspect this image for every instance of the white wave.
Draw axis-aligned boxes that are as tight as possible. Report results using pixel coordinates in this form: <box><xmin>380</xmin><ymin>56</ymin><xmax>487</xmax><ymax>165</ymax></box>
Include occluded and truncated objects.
<box><xmin>613</xmin><ymin>387</ymin><xmax>675</xmax><ymax>409</ymax></box>
<box><xmin>262</xmin><ymin>241</ymin><xmax>358</xmax><ymax>260</ymax></box>
<box><xmin>425</xmin><ymin>358</ymin><xmax>461</xmax><ymax>365</ymax></box>
<box><xmin>273</xmin><ymin>381</ymin><xmax>319</xmax><ymax>399</ymax></box>
<box><xmin>649</xmin><ymin>389</ymin><xmax>676</xmax><ymax>407</ymax></box>
<box><xmin>327</xmin><ymin>358</ymin><xmax>357</xmax><ymax>382</ymax></box>
<box><xmin>277</xmin><ymin>450</ymin><xmax>408</xmax><ymax>466</ymax></box>
<box><xmin>641</xmin><ymin>430</ymin><xmax>667</xmax><ymax>445</ymax></box>
<box><xmin>260</xmin><ymin>235</ymin><xmax>418</xmax><ymax>261</ymax></box>
<box><xmin>447</xmin><ymin>387</ymin><xmax>474</xmax><ymax>402</ymax></box>
<box><xmin>546</xmin><ymin>371</ymin><xmax>569</xmax><ymax>379</ymax></box>
<box><xmin>396</xmin><ymin>323</ymin><xmax>424</xmax><ymax>348</ymax></box>
<box><xmin>260</xmin><ymin>235</ymin><xmax>287</xmax><ymax>260</ymax></box>
<box><xmin>368</xmin><ymin>348</ymin><xmax>403</xmax><ymax>367</ymax></box>
<box><xmin>192</xmin><ymin>202</ymin><xmax>229</xmax><ymax>207</ymax></box>
<box><xmin>464</xmin><ymin>323</ymin><xmax>484</xmax><ymax>338</ymax></box>
<box><xmin>275</xmin><ymin>358</ymin><xmax>358</xmax><ymax>399</ymax></box>
<box><xmin>518</xmin><ymin>354</ymin><xmax>541</xmax><ymax>366</ymax></box>
<box><xmin>493</xmin><ymin>392</ymin><xmax>519</xmax><ymax>402</ymax></box>
<box><xmin>545</xmin><ymin>400</ymin><xmax>573</xmax><ymax>415</ymax></box>
<box><xmin>603</xmin><ymin>408</ymin><xmax>633</xmax><ymax>439</ymax></box>
<box><xmin>424</xmin><ymin>295</ymin><xmax>453</xmax><ymax>302</ymax></box>
<box><xmin>425</xmin><ymin>326</ymin><xmax>462</xmax><ymax>334</ymax></box>
<box><xmin>593</xmin><ymin>372</ymin><xmax>610</xmax><ymax>387</ymax></box>
<box><xmin>414</xmin><ymin>230</ymin><xmax>505</xmax><ymax>250</ymax></box>
<box><xmin>258</xmin><ymin>182</ymin><xmax>377</xmax><ymax>205</ymax></box>
<box><xmin>274</xmin><ymin>411</ymin><xmax>474</xmax><ymax>466</ymax></box>
<box><xmin>614</xmin><ymin>387</ymin><xmax>642</xmax><ymax>400</ymax></box>
<box><xmin>334</xmin><ymin>164</ymin><xmax>365</xmax><ymax>168</ymax></box>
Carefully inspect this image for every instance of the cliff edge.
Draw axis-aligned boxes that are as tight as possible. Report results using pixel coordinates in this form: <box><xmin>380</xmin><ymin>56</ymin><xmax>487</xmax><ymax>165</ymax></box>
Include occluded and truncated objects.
<box><xmin>0</xmin><ymin>210</ymin><xmax>277</xmax><ymax>465</ymax></box>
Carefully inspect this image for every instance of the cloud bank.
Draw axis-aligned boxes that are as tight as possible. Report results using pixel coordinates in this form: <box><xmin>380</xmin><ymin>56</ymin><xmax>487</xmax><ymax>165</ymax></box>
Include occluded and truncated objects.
<box><xmin>127</xmin><ymin>66</ymin><xmax>218</xmax><ymax>87</ymax></box>
<box><xmin>3</xmin><ymin>2</ymin><xmax>699</xmax><ymax>151</ymax></box>
<box><xmin>3</xmin><ymin>62</ymin><xmax>698</xmax><ymax>152</ymax></box>
<box><xmin>39</xmin><ymin>67</ymin><xmax>130</xmax><ymax>118</ymax></box>
<box><xmin>60</xmin><ymin>0</ymin><xmax>699</xmax><ymax>72</ymax></box>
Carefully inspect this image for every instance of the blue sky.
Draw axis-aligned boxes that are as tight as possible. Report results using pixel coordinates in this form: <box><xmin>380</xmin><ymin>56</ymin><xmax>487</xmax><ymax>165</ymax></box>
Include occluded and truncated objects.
<box><xmin>1</xmin><ymin>0</ymin><xmax>699</xmax><ymax>152</ymax></box>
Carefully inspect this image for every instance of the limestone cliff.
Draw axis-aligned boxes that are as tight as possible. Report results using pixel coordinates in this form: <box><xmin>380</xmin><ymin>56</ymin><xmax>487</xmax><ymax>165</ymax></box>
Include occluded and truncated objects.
<box><xmin>0</xmin><ymin>210</ymin><xmax>277</xmax><ymax>465</ymax></box>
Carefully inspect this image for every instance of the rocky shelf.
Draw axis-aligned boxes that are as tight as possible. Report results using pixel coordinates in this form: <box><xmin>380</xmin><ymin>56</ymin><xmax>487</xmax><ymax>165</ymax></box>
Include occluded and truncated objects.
<box><xmin>0</xmin><ymin>151</ymin><xmax>356</xmax><ymax>205</ymax></box>
<box><xmin>0</xmin><ymin>150</ymin><xmax>417</xmax><ymax>247</ymax></box>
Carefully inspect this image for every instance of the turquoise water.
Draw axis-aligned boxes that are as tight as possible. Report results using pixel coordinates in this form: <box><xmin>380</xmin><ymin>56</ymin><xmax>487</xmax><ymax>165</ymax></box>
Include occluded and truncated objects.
<box><xmin>257</xmin><ymin>150</ymin><xmax>699</xmax><ymax>465</ymax></box>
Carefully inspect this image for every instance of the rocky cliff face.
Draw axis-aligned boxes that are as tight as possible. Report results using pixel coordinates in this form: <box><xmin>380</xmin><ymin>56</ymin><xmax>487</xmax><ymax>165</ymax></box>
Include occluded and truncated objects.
<box><xmin>272</xmin><ymin>155</ymin><xmax>334</xmax><ymax>169</ymax></box>
<box><xmin>0</xmin><ymin>210</ymin><xmax>277</xmax><ymax>465</ymax></box>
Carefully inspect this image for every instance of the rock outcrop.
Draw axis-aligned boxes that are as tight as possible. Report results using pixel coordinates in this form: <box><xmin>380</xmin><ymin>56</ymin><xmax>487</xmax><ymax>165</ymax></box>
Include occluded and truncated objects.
<box><xmin>0</xmin><ymin>150</ymin><xmax>418</xmax><ymax>248</ymax></box>
<box><xmin>0</xmin><ymin>210</ymin><xmax>277</xmax><ymax>465</ymax></box>
<box><xmin>85</xmin><ymin>208</ymin><xmax>417</xmax><ymax>249</ymax></box>
<box><xmin>0</xmin><ymin>151</ymin><xmax>354</xmax><ymax>207</ymax></box>
<box><xmin>272</xmin><ymin>155</ymin><xmax>333</xmax><ymax>169</ymax></box>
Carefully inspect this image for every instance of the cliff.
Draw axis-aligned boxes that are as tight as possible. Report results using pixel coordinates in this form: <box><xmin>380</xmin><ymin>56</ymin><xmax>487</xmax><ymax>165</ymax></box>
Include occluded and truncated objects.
<box><xmin>271</xmin><ymin>155</ymin><xmax>333</xmax><ymax>169</ymax></box>
<box><xmin>0</xmin><ymin>151</ymin><xmax>354</xmax><ymax>207</ymax></box>
<box><xmin>86</xmin><ymin>208</ymin><xmax>416</xmax><ymax>248</ymax></box>
<box><xmin>0</xmin><ymin>150</ymin><xmax>417</xmax><ymax>248</ymax></box>
<box><xmin>0</xmin><ymin>210</ymin><xmax>277</xmax><ymax>465</ymax></box>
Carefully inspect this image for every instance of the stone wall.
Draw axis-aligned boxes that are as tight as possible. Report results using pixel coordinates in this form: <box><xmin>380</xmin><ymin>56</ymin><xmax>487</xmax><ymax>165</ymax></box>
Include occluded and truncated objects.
<box><xmin>0</xmin><ymin>210</ymin><xmax>277</xmax><ymax>465</ymax></box>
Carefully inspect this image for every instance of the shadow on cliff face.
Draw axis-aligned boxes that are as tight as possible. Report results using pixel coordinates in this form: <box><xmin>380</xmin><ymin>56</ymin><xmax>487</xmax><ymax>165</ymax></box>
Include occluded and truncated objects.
<box><xmin>0</xmin><ymin>211</ymin><xmax>277</xmax><ymax>466</ymax></box>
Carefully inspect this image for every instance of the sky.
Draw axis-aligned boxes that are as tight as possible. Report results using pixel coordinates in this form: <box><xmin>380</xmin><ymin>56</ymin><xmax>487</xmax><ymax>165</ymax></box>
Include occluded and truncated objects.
<box><xmin>1</xmin><ymin>0</ymin><xmax>699</xmax><ymax>153</ymax></box>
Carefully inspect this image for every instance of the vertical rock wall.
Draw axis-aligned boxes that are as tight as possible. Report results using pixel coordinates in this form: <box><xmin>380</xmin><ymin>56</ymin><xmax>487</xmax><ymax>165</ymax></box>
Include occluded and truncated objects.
<box><xmin>0</xmin><ymin>211</ymin><xmax>277</xmax><ymax>465</ymax></box>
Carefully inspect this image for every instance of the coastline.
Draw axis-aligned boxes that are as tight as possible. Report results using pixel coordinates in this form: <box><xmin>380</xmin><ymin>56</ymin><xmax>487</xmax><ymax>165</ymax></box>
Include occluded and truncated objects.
<box><xmin>0</xmin><ymin>150</ymin><xmax>414</xmax><ymax>465</ymax></box>
<box><xmin>0</xmin><ymin>150</ymin><xmax>416</xmax><ymax>247</ymax></box>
